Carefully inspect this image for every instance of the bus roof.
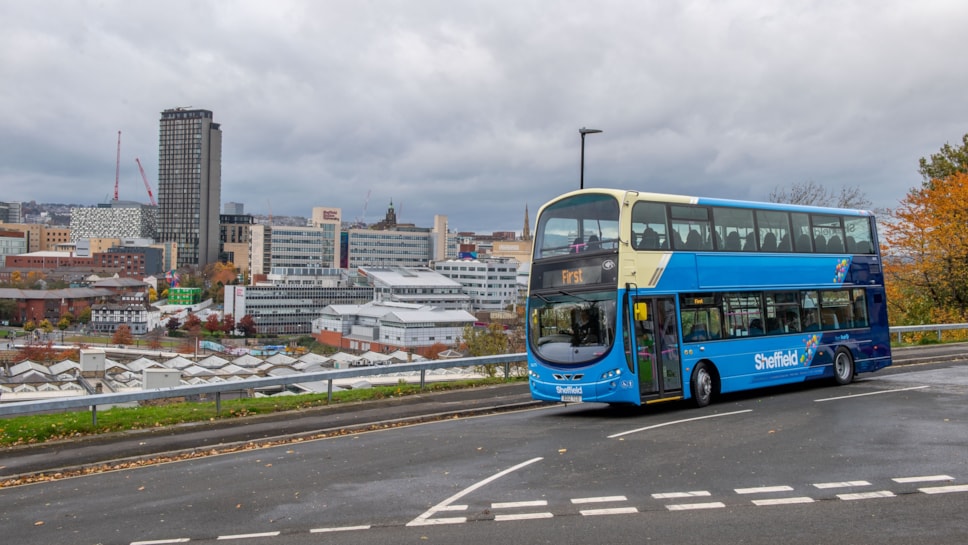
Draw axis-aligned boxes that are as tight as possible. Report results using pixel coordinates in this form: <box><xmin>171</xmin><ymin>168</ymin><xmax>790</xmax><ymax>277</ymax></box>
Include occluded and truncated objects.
<box><xmin>547</xmin><ymin>188</ymin><xmax>874</xmax><ymax>217</ymax></box>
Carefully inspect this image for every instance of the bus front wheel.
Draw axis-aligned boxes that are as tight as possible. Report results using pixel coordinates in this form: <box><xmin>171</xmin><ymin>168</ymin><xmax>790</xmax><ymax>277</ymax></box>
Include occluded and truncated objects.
<box><xmin>691</xmin><ymin>362</ymin><xmax>715</xmax><ymax>408</ymax></box>
<box><xmin>833</xmin><ymin>348</ymin><xmax>854</xmax><ymax>385</ymax></box>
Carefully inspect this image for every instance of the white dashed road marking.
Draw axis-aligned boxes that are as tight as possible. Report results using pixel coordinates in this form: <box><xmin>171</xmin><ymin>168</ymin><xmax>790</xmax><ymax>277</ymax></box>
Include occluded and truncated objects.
<box><xmin>813</xmin><ymin>481</ymin><xmax>871</xmax><ymax>489</ymax></box>
<box><xmin>837</xmin><ymin>491</ymin><xmax>896</xmax><ymax>500</ymax></box>
<box><xmin>752</xmin><ymin>497</ymin><xmax>815</xmax><ymax>506</ymax></box>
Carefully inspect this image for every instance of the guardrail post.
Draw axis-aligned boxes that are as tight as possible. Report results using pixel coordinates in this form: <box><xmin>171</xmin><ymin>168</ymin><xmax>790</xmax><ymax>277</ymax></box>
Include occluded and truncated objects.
<box><xmin>327</xmin><ymin>379</ymin><xmax>333</xmax><ymax>403</ymax></box>
<box><xmin>420</xmin><ymin>369</ymin><xmax>426</xmax><ymax>390</ymax></box>
<box><xmin>504</xmin><ymin>362</ymin><xmax>510</xmax><ymax>380</ymax></box>
<box><xmin>938</xmin><ymin>328</ymin><xmax>943</xmax><ymax>342</ymax></box>
<box><xmin>216</xmin><ymin>391</ymin><xmax>221</xmax><ymax>417</ymax></box>
<box><xmin>91</xmin><ymin>405</ymin><xmax>97</xmax><ymax>427</ymax></box>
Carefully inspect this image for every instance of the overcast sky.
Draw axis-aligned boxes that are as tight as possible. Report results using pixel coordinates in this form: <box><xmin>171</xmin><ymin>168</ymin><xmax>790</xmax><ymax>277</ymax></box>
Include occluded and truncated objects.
<box><xmin>2</xmin><ymin>1</ymin><xmax>967</xmax><ymax>233</ymax></box>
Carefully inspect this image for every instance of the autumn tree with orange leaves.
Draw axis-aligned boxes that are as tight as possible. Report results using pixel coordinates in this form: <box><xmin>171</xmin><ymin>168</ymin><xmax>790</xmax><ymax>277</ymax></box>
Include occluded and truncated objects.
<box><xmin>883</xmin><ymin>134</ymin><xmax>968</xmax><ymax>326</ymax></box>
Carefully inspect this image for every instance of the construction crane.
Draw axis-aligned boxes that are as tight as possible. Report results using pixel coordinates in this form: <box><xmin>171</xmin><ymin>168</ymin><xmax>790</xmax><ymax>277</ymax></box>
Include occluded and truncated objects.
<box><xmin>134</xmin><ymin>158</ymin><xmax>158</xmax><ymax>206</ymax></box>
<box><xmin>114</xmin><ymin>130</ymin><xmax>121</xmax><ymax>201</ymax></box>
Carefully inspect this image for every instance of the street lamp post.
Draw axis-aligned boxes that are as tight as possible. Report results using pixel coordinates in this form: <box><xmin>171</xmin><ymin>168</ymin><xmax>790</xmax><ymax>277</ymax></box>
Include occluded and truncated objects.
<box><xmin>579</xmin><ymin>127</ymin><xmax>603</xmax><ymax>189</ymax></box>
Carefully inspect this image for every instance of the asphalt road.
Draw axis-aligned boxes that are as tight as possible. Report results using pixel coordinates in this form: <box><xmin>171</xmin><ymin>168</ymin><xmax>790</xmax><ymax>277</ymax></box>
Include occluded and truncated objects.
<box><xmin>1</xmin><ymin>355</ymin><xmax>966</xmax><ymax>545</ymax></box>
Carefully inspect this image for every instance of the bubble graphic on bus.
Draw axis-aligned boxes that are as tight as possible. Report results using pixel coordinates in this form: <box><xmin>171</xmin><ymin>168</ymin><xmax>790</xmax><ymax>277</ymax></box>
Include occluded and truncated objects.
<box><xmin>833</xmin><ymin>258</ymin><xmax>852</xmax><ymax>284</ymax></box>
<box><xmin>800</xmin><ymin>334</ymin><xmax>820</xmax><ymax>366</ymax></box>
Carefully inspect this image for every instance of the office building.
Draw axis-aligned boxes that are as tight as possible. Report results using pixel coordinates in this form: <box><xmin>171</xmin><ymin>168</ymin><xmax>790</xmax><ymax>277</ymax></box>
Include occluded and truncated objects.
<box><xmin>434</xmin><ymin>257</ymin><xmax>520</xmax><ymax>312</ymax></box>
<box><xmin>0</xmin><ymin>230</ymin><xmax>27</xmax><ymax>262</ymax></box>
<box><xmin>224</xmin><ymin>284</ymin><xmax>373</xmax><ymax>335</ymax></box>
<box><xmin>157</xmin><ymin>108</ymin><xmax>222</xmax><ymax>268</ymax></box>
<box><xmin>345</xmin><ymin>214</ymin><xmax>457</xmax><ymax>268</ymax></box>
<box><xmin>220</xmin><ymin>211</ymin><xmax>254</xmax><ymax>272</ymax></box>
<box><xmin>70</xmin><ymin>201</ymin><xmax>158</xmax><ymax>242</ymax></box>
<box><xmin>0</xmin><ymin>202</ymin><xmax>22</xmax><ymax>224</ymax></box>
<box><xmin>312</xmin><ymin>301</ymin><xmax>476</xmax><ymax>356</ymax></box>
<box><xmin>358</xmin><ymin>266</ymin><xmax>470</xmax><ymax>310</ymax></box>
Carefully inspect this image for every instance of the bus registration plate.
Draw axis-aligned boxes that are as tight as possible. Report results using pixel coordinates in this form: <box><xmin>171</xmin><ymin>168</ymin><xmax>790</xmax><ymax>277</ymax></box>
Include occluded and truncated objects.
<box><xmin>561</xmin><ymin>394</ymin><xmax>583</xmax><ymax>403</ymax></box>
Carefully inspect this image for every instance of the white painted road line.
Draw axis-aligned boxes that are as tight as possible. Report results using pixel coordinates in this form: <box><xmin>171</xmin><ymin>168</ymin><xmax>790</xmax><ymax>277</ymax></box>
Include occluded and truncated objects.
<box><xmin>492</xmin><ymin>500</ymin><xmax>548</xmax><ymax>509</ymax></box>
<box><xmin>131</xmin><ymin>540</ymin><xmax>191</xmax><ymax>545</ymax></box>
<box><xmin>609</xmin><ymin>410</ymin><xmax>752</xmax><ymax>439</ymax></box>
<box><xmin>495</xmin><ymin>512</ymin><xmax>554</xmax><ymax>521</ymax></box>
<box><xmin>310</xmin><ymin>525</ymin><xmax>372</xmax><ymax>533</ymax></box>
<box><xmin>735</xmin><ymin>485</ymin><xmax>794</xmax><ymax>494</ymax></box>
<box><xmin>407</xmin><ymin>457</ymin><xmax>544</xmax><ymax>527</ymax></box>
<box><xmin>752</xmin><ymin>497</ymin><xmax>815</xmax><ymax>506</ymax></box>
<box><xmin>919</xmin><ymin>484</ymin><xmax>968</xmax><ymax>494</ymax></box>
<box><xmin>652</xmin><ymin>491</ymin><xmax>711</xmax><ymax>499</ymax></box>
<box><xmin>815</xmin><ymin>385</ymin><xmax>929</xmax><ymax>402</ymax></box>
<box><xmin>581</xmin><ymin>507</ymin><xmax>639</xmax><ymax>516</ymax></box>
<box><xmin>893</xmin><ymin>475</ymin><xmax>953</xmax><ymax>483</ymax></box>
<box><xmin>571</xmin><ymin>496</ymin><xmax>628</xmax><ymax>504</ymax></box>
<box><xmin>217</xmin><ymin>531</ymin><xmax>281</xmax><ymax>540</ymax></box>
<box><xmin>813</xmin><ymin>481</ymin><xmax>871</xmax><ymax>489</ymax></box>
<box><xmin>838</xmin><ymin>491</ymin><xmax>896</xmax><ymax>500</ymax></box>
<box><xmin>666</xmin><ymin>502</ymin><xmax>726</xmax><ymax>511</ymax></box>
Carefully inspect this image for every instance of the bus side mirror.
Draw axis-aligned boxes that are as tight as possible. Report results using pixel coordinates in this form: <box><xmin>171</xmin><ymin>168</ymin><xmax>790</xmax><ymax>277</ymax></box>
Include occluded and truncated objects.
<box><xmin>634</xmin><ymin>302</ymin><xmax>648</xmax><ymax>321</ymax></box>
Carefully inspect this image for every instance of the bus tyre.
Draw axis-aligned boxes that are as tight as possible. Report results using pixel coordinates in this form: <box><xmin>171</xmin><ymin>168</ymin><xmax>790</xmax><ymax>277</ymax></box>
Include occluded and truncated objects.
<box><xmin>833</xmin><ymin>348</ymin><xmax>854</xmax><ymax>385</ymax></box>
<box><xmin>691</xmin><ymin>362</ymin><xmax>714</xmax><ymax>408</ymax></box>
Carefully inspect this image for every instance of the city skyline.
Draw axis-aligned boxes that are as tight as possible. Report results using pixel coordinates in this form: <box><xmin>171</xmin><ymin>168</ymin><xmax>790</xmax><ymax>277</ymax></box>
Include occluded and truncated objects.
<box><xmin>2</xmin><ymin>2</ymin><xmax>968</xmax><ymax>233</ymax></box>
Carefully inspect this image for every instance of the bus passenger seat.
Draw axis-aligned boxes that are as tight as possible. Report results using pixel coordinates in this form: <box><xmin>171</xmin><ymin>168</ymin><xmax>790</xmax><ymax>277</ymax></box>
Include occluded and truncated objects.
<box><xmin>826</xmin><ymin>235</ymin><xmax>843</xmax><ymax>253</ymax></box>
<box><xmin>814</xmin><ymin>235</ymin><xmax>827</xmax><ymax>253</ymax></box>
<box><xmin>796</xmin><ymin>234</ymin><xmax>812</xmax><ymax>252</ymax></box>
<box><xmin>743</xmin><ymin>232</ymin><xmax>757</xmax><ymax>252</ymax></box>
<box><xmin>686</xmin><ymin>230</ymin><xmax>703</xmax><ymax>250</ymax></box>
<box><xmin>725</xmin><ymin>231</ymin><xmax>741</xmax><ymax>251</ymax></box>
<box><xmin>760</xmin><ymin>232</ymin><xmax>777</xmax><ymax>252</ymax></box>
<box><xmin>639</xmin><ymin>228</ymin><xmax>660</xmax><ymax>250</ymax></box>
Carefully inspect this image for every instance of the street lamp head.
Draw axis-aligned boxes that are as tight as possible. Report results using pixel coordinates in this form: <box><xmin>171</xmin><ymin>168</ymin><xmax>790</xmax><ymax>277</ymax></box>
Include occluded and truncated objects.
<box><xmin>579</xmin><ymin>127</ymin><xmax>603</xmax><ymax>190</ymax></box>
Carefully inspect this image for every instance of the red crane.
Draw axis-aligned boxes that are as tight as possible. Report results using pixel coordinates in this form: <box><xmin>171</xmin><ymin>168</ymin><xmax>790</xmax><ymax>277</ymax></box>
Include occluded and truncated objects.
<box><xmin>134</xmin><ymin>158</ymin><xmax>158</xmax><ymax>206</ymax></box>
<box><xmin>114</xmin><ymin>130</ymin><xmax>121</xmax><ymax>201</ymax></box>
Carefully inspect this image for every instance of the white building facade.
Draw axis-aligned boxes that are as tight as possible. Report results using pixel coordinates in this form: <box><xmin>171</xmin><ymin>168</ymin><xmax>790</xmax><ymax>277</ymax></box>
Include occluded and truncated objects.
<box><xmin>434</xmin><ymin>257</ymin><xmax>520</xmax><ymax>312</ymax></box>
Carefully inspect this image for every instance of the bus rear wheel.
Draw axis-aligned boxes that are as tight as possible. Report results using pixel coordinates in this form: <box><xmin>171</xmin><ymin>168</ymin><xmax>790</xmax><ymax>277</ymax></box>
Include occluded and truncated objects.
<box><xmin>691</xmin><ymin>362</ymin><xmax>715</xmax><ymax>408</ymax></box>
<box><xmin>833</xmin><ymin>348</ymin><xmax>854</xmax><ymax>385</ymax></box>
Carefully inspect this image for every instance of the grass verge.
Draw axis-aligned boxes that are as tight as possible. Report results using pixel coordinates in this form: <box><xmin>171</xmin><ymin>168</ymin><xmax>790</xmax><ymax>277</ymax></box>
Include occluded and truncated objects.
<box><xmin>0</xmin><ymin>377</ymin><xmax>523</xmax><ymax>447</ymax></box>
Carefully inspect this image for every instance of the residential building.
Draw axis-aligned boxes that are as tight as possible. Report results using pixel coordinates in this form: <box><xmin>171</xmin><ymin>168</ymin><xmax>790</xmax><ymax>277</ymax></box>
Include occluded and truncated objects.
<box><xmin>92</xmin><ymin>246</ymin><xmax>164</xmax><ymax>278</ymax></box>
<box><xmin>89</xmin><ymin>279</ymin><xmax>160</xmax><ymax>335</ymax></box>
<box><xmin>89</xmin><ymin>302</ymin><xmax>161</xmax><ymax>335</ymax></box>
<box><xmin>157</xmin><ymin>108</ymin><xmax>222</xmax><ymax>268</ymax></box>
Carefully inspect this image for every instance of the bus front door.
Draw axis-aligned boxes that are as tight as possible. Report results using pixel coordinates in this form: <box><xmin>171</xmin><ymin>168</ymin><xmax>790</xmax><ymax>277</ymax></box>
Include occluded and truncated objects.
<box><xmin>633</xmin><ymin>297</ymin><xmax>682</xmax><ymax>399</ymax></box>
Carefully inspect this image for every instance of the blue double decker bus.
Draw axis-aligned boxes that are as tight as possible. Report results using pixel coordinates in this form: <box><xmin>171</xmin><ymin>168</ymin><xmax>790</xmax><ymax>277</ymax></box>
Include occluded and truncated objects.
<box><xmin>526</xmin><ymin>189</ymin><xmax>892</xmax><ymax>407</ymax></box>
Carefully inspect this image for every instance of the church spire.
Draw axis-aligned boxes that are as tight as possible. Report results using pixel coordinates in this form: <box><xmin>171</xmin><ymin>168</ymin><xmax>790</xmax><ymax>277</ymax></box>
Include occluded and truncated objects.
<box><xmin>522</xmin><ymin>204</ymin><xmax>531</xmax><ymax>241</ymax></box>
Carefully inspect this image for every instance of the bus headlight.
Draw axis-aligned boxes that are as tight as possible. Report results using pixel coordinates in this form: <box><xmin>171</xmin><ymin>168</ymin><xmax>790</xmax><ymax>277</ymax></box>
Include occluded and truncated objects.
<box><xmin>601</xmin><ymin>368</ymin><xmax>622</xmax><ymax>380</ymax></box>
